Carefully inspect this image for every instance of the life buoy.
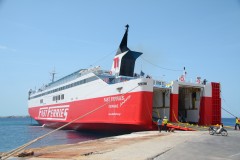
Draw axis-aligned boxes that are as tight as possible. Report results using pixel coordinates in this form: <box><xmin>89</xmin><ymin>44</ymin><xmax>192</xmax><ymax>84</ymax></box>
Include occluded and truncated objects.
<box><xmin>180</xmin><ymin>76</ymin><xmax>184</xmax><ymax>81</ymax></box>
<box><xmin>196</xmin><ymin>79</ymin><xmax>200</xmax><ymax>84</ymax></box>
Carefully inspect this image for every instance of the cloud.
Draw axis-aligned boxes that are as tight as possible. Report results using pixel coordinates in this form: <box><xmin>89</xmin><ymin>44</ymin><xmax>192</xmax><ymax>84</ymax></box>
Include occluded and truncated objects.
<box><xmin>0</xmin><ymin>44</ymin><xmax>16</xmax><ymax>52</ymax></box>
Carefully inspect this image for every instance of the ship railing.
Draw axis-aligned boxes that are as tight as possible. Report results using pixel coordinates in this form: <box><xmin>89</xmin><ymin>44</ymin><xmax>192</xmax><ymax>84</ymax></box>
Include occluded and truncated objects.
<box><xmin>34</xmin><ymin>67</ymin><xmax>103</xmax><ymax>93</ymax></box>
<box><xmin>30</xmin><ymin>68</ymin><xmax>94</xmax><ymax>95</ymax></box>
<box><xmin>110</xmin><ymin>76</ymin><xmax>137</xmax><ymax>84</ymax></box>
<box><xmin>153</xmin><ymin>80</ymin><xmax>168</xmax><ymax>88</ymax></box>
<box><xmin>79</xmin><ymin>66</ymin><xmax>102</xmax><ymax>76</ymax></box>
<box><xmin>42</xmin><ymin>75</ymin><xmax>81</xmax><ymax>91</ymax></box>
<box><xmin>98</xmin><ymin>74</ymin><xmax>137</xmax><ymax>84</ymax></box>
<box><xmin>94</xmin><ymin>70</ymin><xmax>111</xmax><ymax>75</ymax></box>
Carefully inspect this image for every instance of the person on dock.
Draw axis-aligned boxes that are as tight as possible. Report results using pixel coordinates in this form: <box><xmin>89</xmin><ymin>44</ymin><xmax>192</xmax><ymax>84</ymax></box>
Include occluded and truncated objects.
<box><xmin>157</xmin><ymin>118</ymin><xmax>162</xmax><ymax>132</ymax></box>
<box><xmin>163</xmin><ymin>116</ymin><xmax>168</xmax><ymax>132</ymax></box>
<box><xmin>235</xmin><ymin>117</ymin><xmax>240</xmax><ymax>130</ymax></box>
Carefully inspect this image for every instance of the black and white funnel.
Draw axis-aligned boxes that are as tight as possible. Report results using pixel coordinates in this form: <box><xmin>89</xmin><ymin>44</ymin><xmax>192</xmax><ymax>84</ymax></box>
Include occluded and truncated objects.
<box><xmin>111</xmin><ymin>25</ymin><xmax>142</xmax><ymax>77</ymax></box>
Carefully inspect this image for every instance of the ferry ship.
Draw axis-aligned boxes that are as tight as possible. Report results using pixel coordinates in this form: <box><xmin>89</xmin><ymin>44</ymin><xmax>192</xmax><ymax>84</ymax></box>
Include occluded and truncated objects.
<box><xmin>28</xmin><ymin>25</ymin><xmax>221</xmax><ymax>131</ymax></box>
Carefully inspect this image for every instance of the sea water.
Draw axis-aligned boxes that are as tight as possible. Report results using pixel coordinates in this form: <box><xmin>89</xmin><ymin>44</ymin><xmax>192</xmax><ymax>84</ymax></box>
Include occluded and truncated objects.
<box><xmin>0</xmin><ymin>117</ymin><xmax>121</xmax><ymax>152</ymax></box>
<box><xmin>0</xmin><ymin>117</ymin><xmax>236</xmax><ymax>152</ymax></box>
<box><xmin>222</xmin><ymin>118</ymin><xmax>235</xmax><ymax>127</ymax></box>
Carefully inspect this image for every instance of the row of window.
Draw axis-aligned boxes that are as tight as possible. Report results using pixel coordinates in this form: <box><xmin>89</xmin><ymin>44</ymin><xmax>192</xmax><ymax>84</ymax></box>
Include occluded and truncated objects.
<box><xmin>30</xmin><ymin>76</ymin><xmax>98</xmax><ymax>100</ymax></box>
<box><xmin>39</xmin><ymin>94</ymin><xmax>64</xmax><ymax>104</ymax></box>
<box><xmin>53</xmin><ymin>94</ymin><xmax>64</xmax><ymax>101</ymax></box>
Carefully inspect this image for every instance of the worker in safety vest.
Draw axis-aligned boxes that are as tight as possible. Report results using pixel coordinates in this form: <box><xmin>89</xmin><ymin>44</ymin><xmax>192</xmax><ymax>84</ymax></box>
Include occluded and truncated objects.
<box><xmin>162</xmin><ymin>116</ymin><xmax>168</xmax><ymax>132</ymax></box>
<box><xmin>235</xmin><ymin>117</ymin><xmax>240</xmax><ymax>130</ymax></box>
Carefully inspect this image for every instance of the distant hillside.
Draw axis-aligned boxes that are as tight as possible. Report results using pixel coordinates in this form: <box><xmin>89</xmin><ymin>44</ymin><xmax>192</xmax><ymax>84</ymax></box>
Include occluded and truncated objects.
<box><xmin>0</xmin><ymin>115</ymin><xmax>30</xmax><ymax>118</ymax></box>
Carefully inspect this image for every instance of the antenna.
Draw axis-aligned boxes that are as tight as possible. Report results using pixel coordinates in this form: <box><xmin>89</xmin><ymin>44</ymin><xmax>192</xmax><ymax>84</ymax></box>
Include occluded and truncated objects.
<box><xmin>50</xmin><ymin>68</ymin><xmax>57</xmax><ymax>82</ymax></box>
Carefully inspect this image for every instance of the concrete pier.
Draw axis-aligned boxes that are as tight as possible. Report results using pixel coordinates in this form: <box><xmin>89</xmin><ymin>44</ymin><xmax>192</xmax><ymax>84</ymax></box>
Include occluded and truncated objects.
<box><xmin>10</xmin><ymin>130</ymin><xmax>240</xmax><ymax>160</ymax></box>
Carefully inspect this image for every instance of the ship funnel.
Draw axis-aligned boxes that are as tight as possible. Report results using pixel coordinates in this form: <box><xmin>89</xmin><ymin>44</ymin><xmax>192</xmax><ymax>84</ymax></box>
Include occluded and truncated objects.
<box><xmin>116</xmin><ymin>24</ymin><xmax>130</xmax><ymax>55</ymax></box>
<box><xmin>111</xmin><ymin>25</ymin><xmax>142</xmax><ymax>77</ymax></box>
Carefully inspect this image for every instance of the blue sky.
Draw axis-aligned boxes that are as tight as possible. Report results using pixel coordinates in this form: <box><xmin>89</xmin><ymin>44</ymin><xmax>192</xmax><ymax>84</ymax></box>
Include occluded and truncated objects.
<box><xmin>0</xmin><ymin>0</ymin><xmax>239</xmax><ymax>118</ymax></box>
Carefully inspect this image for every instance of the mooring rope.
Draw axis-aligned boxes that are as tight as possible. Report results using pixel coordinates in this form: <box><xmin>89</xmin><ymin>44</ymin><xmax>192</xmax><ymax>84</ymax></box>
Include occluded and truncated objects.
<box><xmin>221</xmin><ymin>106</ymin><xmax>237</xmax><ymax>118</ymax></box>
<box><xmin>1</xmin><ymin>84</ymin><xmax>141</xmax><ymax>160</ymax></box>
<box><xmin>172</xmin><ymin>111</ymin><xmax>207</xmax><ymax>131</ymax></box>
<box><xmin>221</xmin><ymin>96</ymin><xmax>237</xmax><ymax>118</ymax></box>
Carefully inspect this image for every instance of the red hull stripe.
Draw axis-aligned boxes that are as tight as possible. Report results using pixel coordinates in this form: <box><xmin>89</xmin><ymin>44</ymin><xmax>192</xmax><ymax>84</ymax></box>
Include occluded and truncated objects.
<box><xmin>29</xmin><ymin>91</ymin><xmax>154</xmax><ymax>131</ymax></box>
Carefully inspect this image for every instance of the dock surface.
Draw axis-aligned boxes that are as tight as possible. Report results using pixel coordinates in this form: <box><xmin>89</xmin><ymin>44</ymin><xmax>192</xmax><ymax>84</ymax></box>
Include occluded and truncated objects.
<box><xmin>10</xmin><ymin>130</ymin><xmax>240</xmax><ymax>160</ymax></box>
